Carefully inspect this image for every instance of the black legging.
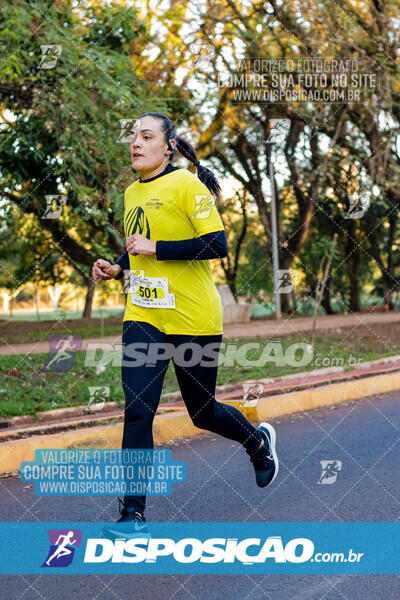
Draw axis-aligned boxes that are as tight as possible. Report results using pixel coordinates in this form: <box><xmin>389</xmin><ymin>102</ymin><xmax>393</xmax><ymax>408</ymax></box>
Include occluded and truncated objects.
<box><xmin>121</xmin><ymin>320</ymin><xmax>261</xmax><ymax>514</ymax></box>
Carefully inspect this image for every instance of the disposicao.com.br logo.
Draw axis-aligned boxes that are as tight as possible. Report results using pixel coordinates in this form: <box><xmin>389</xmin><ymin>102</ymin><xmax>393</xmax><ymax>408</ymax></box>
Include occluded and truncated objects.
<box><xmin>83</xmin><ymin>536</ymin><xmax>363</xmax><ymax>565</ymax></box>
<box><xmin>0</xmin><ymin>522</ymin><xmax>391</xmax><ymax>574</ymax></box>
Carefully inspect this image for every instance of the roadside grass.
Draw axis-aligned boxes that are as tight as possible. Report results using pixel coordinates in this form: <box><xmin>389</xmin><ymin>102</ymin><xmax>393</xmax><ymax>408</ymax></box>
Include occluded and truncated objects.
<box><xmin>24</xmin><ymin>323</ymin><xmax>123</xmax><ymax>343</ymax></box>
<box><xmin>0</xmin><ymin>316</ymin><xmax>124</xmax><ymax>346</ymax></box>
<box><xmin>1</xmin><ymin>332</ymin><xmax>399</xmax><ymax>418</ymax></box>
<box><xmin>0</xmin><ymin>307</ymin><xmax>124</xmax><ymax>322</ymax></box>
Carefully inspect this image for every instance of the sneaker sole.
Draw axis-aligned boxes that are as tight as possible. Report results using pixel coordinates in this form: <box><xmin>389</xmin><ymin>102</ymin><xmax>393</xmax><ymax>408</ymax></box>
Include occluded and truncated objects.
<box><xmin>258</xmin><ymin>421</ymin><xmax>279</xmax><ymax>485</ymax></box>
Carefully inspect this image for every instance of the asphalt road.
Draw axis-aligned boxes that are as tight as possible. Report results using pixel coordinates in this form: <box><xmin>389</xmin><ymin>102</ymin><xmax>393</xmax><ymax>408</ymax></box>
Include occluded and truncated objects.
<box><xmin>0</xmin><ymin>390</ymin><xmax>399</xmax><ymax>599</ymax></box>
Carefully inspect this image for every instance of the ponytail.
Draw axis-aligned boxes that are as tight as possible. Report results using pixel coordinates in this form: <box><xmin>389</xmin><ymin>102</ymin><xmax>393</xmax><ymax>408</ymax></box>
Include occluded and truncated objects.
<box><xmin>175</xmin><ymin>136</ymin><xmax>223</xmax><ymax>202</ymax></box>
<box><xmin>138</xmin><ymin>112</ymin><xmax>223</xmax><ymax>202</ymax></box>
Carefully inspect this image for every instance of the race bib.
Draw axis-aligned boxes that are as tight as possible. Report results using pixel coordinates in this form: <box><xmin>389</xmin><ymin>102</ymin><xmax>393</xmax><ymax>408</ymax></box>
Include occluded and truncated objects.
<box><xmin>129</xmin><ymin>273</ymin><xmax>175</xmax><ymax>309</ymax></box>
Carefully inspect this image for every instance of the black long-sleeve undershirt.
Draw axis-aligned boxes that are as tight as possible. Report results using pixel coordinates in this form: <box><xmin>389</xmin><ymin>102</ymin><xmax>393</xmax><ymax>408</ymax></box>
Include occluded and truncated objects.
<box><xmin>114</xmin><ymin>229</ymin><xmax>227</xmax><ymax>279</ymax></box>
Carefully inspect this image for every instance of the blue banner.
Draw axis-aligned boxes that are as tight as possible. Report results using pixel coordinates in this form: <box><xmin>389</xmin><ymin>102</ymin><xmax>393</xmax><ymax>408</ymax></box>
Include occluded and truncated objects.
<box><xmin>0</xmin><ymin>522</ymin><xmax>398</xmax><ymax>574</ymax></box>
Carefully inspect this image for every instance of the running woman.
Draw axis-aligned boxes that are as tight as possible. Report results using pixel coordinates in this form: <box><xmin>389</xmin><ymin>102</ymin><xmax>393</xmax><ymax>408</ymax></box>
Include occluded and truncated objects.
<box><xmin>92</xmin><ymin>113</ymin><xmax>278</xmax><ymax>537</ymax></box>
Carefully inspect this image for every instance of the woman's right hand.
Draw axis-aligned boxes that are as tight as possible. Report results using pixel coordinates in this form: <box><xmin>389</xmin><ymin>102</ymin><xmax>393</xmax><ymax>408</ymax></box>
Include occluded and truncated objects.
<box><xmin>92</xmin><ymin>259</ymin><xmax>113</xmax><ymax>282</ymax></box>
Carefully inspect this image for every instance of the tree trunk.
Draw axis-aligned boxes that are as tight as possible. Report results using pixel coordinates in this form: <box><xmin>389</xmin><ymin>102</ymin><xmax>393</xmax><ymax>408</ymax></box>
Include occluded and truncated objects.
<box><xmin>290</xmin><ymin>288</ymin><xmax>297</xmax><ymax>313</ymax></box>
<box><xmin>345</xmin><ymin>220</ymin><xmax>361</xmax><ymax>313</ymax></box>
<box><xmin>48</xmin><ymin>285</ymin><xmax>63</xmax><ymax>310</ymax></box>
<box><xmin>382</xmin><ymin>276</ymin><xmax>394</xmax><ymax>310</ymax></box>
<box><xmin>83</xmin><ymin>280</ymin><xmax>95</xmax><ymax>318</ymax></box>
<box><xmin>278</xmin><ymin>259</ymin><xmax>294</xmax><ymax>314</ymax></box>
<box><xmin>366</xmin><ymin>208</ymin><xmax>396</xmax><ymax>311</ymax></box>
<box><xmin>349</xmin><ymin>272</ymin><xmax>360</xmax><ymax>312</ymax></box>
<box><xmin>280</xmin><ymin>292</ymin><xmax>291</xmax><ymax>314</ymax></box>
<box><xmin>2</xmin><ymin>292</ymin><xmax>10</xmax><ymax>313</ymax></box>
<box><xmin>321</xmin><ymin>274</ymin><xmax>335</xmax><ymax>314</ymax></box>
<box><xmin>34</xmin><ymin>283</ymin><xmax>41</xmax><ymax>321</ymax></box>
<box><xmin>226</xmin><ymin>276</ymin><xmax>237</xmax><ymax>300</ymax></box>
<box><xmin>383</xmin><ymin>211</ymin><xmax>396</xmax><ymax>310</ymax></box>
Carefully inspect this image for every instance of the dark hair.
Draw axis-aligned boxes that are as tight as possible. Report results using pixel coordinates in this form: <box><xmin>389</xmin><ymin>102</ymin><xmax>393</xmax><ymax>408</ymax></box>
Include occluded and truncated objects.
<box><xmin>138</xmin><ymin>112</ymin><xmax>222</xmax><ymax>201</ymax></box>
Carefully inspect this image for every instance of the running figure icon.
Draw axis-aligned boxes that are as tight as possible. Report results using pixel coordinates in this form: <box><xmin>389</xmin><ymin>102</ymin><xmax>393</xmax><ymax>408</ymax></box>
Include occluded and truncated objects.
<box><xmin>45</xmin><ymin>336</ymin><xmax>76</xmax><ymax>369</ymax></box>
<box><xmin>43</xmin><ymin>334</ymin><xmax>82</xmax><ymax>372</ymax></box>
<box><xmin>45</xmin><ymin>531</ymin><xmax>77</xmax><ymax>566</ymax></box>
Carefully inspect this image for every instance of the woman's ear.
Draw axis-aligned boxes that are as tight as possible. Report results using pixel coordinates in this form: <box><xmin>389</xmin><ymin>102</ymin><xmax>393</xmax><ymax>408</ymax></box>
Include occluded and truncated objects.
<box><xmin>167</xmin><ymin>138</ymin><xmax>176</xmax><ymax>154</ymax></box>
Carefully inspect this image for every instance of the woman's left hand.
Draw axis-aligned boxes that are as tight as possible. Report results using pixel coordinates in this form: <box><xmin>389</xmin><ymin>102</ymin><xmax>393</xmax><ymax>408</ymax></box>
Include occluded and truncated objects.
<box><xmin>126</xmin><ymin>233</ymin><xmax>156</xmax><ymax>256</ymax></box>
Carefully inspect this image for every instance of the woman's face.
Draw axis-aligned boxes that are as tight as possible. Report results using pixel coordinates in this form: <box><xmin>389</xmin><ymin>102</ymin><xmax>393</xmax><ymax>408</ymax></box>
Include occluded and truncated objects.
<box><xmin>129</xmin><ymin>116</ymin><xmax>171</xmax><ymax>173</ymax></box>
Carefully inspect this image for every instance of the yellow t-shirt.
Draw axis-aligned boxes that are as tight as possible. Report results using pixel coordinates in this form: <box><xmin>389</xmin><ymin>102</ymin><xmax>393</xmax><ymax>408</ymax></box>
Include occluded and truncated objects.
<box><xmin>122</xmin><ymin>167</ymin><xmax>224</xmax><ymax>335</ymax></box>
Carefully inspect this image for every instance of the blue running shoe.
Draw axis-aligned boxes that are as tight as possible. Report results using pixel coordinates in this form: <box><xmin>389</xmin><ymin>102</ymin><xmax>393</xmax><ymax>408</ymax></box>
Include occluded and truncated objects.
<box><xmin>247</xmin><ymin>422</ymin><xmax>279</xmax><ymax>488</ymax></box>
<box><xmin>102</xmin><ymin>498</ymin><xmax>150</xmax><ymax>540</ymax></box>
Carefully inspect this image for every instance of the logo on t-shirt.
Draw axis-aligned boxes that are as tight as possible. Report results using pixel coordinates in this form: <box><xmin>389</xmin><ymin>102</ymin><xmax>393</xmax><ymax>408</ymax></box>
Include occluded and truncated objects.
<box><xmin>125</xmin><ymin>206</ymin><xmax>151</xmax><ymax>238</ymax></box>
<box><xmin>145</xmin><ymin>199</ymin><xmax>163</xmax><ymax>210</ymax></box>
<box><xmin>192</xmin><ymin>194</ymin><xmax>215</xmax><ymax>219</ymax></box>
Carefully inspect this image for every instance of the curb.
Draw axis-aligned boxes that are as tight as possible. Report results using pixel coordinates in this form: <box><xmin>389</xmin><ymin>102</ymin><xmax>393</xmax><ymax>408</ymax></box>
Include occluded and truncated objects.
<box><xmin>0</xmin><ymin>370</ymin><xmax>399</xmax><ymax>474</ymax></box>
<box><xmin>4</xmin><ymin>354</ymin><xmax>400</xmax><ymax>431</ymax></box>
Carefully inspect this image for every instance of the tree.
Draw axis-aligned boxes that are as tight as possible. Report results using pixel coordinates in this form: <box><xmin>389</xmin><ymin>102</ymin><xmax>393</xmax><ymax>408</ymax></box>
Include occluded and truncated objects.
<box><xmin>0</xmin><ymin>0</ymin><xmax>178</xmax><ymax>316</ymax></box>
